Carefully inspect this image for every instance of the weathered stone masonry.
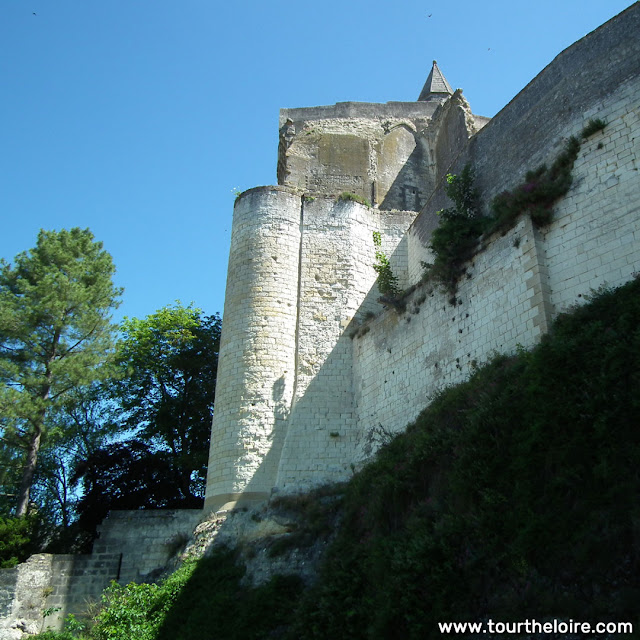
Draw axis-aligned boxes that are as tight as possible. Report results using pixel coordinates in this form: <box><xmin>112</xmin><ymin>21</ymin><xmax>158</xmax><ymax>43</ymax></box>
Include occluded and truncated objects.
<box><xmin>0</xmin><ymin>510</ymin><xmax>200</xmax><ymax>638</ymax></box>
<box><xmin>205</xmin><ymin>4</ymin><xmax>640</xmax><ymax>511</ymax></box>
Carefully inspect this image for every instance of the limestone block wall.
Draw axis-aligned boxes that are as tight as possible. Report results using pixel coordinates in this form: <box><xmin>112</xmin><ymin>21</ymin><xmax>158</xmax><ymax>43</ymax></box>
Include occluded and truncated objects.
<box><xmin>353</xmin><ymin>216</ymin><xmax>545</xmax><ymax>450</ymax></box>
<box><xmin>409</xmin><ymin>1</ymin><xmax>639</xmax><ymax>260</ymax></box>
<box><xmin>205</xmin><ymin>187</ymin><xmax>302</xmax><ymax>510</ymax></box>
<box><xmin>544</xmin><ymin>77</ymin><xmax>640</xmax><ymax>317</ymax></box>
<box><xmin>94</xmin><ymin>509</ymin><xmax>202</xmax><ymax>585</ymax></box>
<box><xmin>354</xmin><ymin>69</ymin><xmax>640</xmax><ymax>448</ymax></box>
<box><xmin>0</xmin><ymin>555</ymin><xmax>54</xmax><ymax>639</ymax></box>
<box><xmin>274</xmin><ymin>198</ymin><xmax>416</xmax><ymax>492</ymax></box>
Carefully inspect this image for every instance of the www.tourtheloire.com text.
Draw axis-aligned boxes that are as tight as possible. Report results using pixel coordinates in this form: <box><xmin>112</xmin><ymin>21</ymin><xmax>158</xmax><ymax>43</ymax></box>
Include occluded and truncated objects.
<box><xmin>438</xmin><ymin>619</ymin><xmax>633</xmax><ymax>635</ymax></box>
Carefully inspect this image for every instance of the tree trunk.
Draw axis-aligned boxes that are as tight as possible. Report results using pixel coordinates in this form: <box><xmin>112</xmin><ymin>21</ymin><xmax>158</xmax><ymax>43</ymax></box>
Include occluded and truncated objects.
<box><xmin>16</xmin><ymin>364</ymin><xmax>52</xmax><ymax>517</ymax></box>
<box><xmin>16</xmin><ymin>425</ymin><xmax>42</xmax><ymax>517</ymax></box>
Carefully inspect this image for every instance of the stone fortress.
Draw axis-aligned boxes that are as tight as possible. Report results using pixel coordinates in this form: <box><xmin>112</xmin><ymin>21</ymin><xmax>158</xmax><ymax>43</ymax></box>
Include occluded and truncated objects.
<box><xmin>1</xmin><ymin>4</ymin><xmax>639</xmax><ymax>637</ymax></box>
<box><xmin>204</xmin><ymin>3</ymin><xmax>640</xmax><ymax>512</ymax></box>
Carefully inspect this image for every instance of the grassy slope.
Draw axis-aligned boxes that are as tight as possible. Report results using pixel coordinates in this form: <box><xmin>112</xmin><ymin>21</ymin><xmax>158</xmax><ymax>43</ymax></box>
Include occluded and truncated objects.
<box><xmin>39</xmin><ymin>277</ymin><xmax>640</xmax><ymax>639</ymax></box>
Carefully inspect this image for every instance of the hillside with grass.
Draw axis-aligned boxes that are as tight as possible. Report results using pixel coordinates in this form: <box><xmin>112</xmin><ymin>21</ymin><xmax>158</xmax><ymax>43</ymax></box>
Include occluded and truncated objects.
<box><xmin>38</xmin><ymin>276</ymin><xmax>640</xmax><ymax>639</ymax></box>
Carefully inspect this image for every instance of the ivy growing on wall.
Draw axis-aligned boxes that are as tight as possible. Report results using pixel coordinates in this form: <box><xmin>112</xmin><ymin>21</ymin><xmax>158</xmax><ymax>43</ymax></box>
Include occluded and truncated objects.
<box><xmin>425</xmin><ymin>119</ymin><xmax>606</xmax><ymax>300</ymax></box>
<box><xmin>424</xmin><ymin>164</ymin><xmax>488</xmax><ymax>299</ymax></box>
<box><xmin>372</xmin><ymin>231</ymin><xmax>399</xmax><ymax>297</ymax></box>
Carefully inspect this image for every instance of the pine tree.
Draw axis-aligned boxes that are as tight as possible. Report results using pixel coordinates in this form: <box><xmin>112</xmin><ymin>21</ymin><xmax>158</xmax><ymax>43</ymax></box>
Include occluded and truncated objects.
<box><xmin>0</xmin><ymin>228</ymin><xmax>122</xmax><ymax>516</ymax></box>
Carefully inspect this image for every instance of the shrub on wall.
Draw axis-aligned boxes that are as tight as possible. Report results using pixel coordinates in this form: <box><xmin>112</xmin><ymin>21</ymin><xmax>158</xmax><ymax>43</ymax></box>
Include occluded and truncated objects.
<box><xmin>372</xmin><ymin>231</ymin><xmax>400</xmax><ymax>297</ymax></box>
<box><xmin>426</xmin><ymin>121</ymin><xmax>606</xmax><ymax>298</ymax></box>
<box><xmin>425</xmin><ymin>164</ymin><xmax>488</xmax><ymax>296</ymax></box>
<box><xmin>489</xmin><ymin>136</ymin><xmax>581</xmax><ymax>233</ymax></box>
<box><xmin>338</xmin><ymin>192</ymin><xmax>371</xmax><ymax>207</ymax></box>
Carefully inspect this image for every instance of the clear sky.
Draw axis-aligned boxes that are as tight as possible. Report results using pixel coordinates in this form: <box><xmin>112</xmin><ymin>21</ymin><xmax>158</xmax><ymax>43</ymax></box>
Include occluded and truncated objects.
<box><xmin>1</xmin><ymin>0</ymin><xmax>635</xmax><ymax>325</ymax></box>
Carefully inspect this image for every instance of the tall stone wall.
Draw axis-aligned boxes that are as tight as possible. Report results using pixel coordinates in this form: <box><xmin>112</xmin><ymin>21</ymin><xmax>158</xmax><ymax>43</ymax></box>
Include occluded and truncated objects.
<box><xmin>544</xmin><ymin>77</ymin><xmax>639</xmax><ymax>316</ymax></box>
<box><xmin>355</xmin><ymin>33</ymin><xmax>640</xmax><ymax>446</ymax></box>
<box><xmin>205</xmin><ymin>187</ymin><xmax>302</xmax><ymax>509</ymax></box>
<box><xmin>206</xmin><ymin>3</ymin><xmax>639</xmax><ymax>505</ymax></box>
<box><xmin>274</xmin><ymin>198</ymin><xmax>415</xmax><ymax>493</ymax></box>
<box><xmin>205</xmin><ymin>188</ymin><xmax>416</xmax><ymax>510</ymax></box>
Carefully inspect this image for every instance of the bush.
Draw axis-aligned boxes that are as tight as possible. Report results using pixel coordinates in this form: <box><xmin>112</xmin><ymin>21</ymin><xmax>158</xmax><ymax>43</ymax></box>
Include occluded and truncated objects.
<box><xmin>427</xmin><ymin>165</ymin><xmax>488</xmax><ymax>294</ymax></box>
<box><xmin>372</xmin><ymin>231</ymin><xmax>399</xmax><ymax>297</ymax></box>
<box><xmin>489</xmin><ymin>136</ymin><xmax>581</xmax><ymax>234</ymax></box>
<box><xmin>0</xmin><ymin>515</ymin><xmax>34</xmax><ymax>568</ymax></box>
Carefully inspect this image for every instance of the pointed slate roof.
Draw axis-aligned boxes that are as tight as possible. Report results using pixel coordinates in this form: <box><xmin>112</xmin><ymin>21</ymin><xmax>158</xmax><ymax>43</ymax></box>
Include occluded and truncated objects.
<box><xmin>418</xmin><ymin>60</ymin><xmax>453</xmax><ymax>101</ymax></box>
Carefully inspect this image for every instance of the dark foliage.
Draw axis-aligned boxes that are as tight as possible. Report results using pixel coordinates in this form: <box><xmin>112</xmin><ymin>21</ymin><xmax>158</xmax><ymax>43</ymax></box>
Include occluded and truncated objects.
<box><xmin>581</xmin><ymin>118</ymin><xmax>607</xmax><ymax>139</ymax></box>
<box><xmin>426</xmin><ymin>165</ymin><xmax>488</xmax><ymax>294</ymax></box>
<box><xmin>74</xmin><ymin>440</ymin><xmax>203</xmax><ymax>534</ymax></box>
<box><xmin>489</xmin><ymin>136</ymin><xmax>581</xmax><ymax>234</ymax></box>
<box><xmin>72</xmin><ymin>440</ymin><xmax>202</xmax><ymax>544</ymax></box>
<box><xmin>112</xmin><ymin>308</ymin><xmax>221</xmax><ymax>504</ymax></box>
<box><xmin>0</xmin><ymin>515</ymin><xmax>34</xmax><ymax>567</ymax></box>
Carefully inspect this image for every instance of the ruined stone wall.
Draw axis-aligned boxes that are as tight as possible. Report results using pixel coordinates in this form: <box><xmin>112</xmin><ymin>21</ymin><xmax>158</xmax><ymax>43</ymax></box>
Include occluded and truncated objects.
<box><xmin>0</xmin><ymin>553</ymin><xmax>119</xmax><ymax>639</ymax></box>
<box><xmin>94</xmin><ymin>510</ymin><xmax>202</xmax><ymax>585</ymax></box>
<box><xmin>277</xmin><ymin>99</ymin><xmax>484</xmax><ymax>211</ymax></box>
<box><xmin>0</xmin><ymin>510</ymin><xmax>201</xmax><ymax>638</ymax></box>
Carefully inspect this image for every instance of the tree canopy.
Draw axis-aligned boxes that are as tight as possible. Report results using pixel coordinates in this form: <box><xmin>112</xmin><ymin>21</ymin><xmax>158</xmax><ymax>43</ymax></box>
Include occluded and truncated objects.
<box><xmin>0</xmin><ymin>228</ymin><xmax>122</xmax><ymax>517</ymax></box>
<box><xmin>73</xmin><ymin>304</ymin><xmax>221</xmax><ymax>533</ymax></box>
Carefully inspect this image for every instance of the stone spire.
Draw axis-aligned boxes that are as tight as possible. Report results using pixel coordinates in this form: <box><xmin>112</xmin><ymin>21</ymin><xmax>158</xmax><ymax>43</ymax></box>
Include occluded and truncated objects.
<box><xmin>418</xmin><ymin>60</ymin><xmax>454</xmax><ymax>101</ymax></box>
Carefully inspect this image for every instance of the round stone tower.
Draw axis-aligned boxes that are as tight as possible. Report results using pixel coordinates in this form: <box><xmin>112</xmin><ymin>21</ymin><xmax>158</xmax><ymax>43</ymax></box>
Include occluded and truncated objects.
<box><xmin>204</xmin><ymin>186</ymin><xmax>302</xmax><ymax>512</ymax></box>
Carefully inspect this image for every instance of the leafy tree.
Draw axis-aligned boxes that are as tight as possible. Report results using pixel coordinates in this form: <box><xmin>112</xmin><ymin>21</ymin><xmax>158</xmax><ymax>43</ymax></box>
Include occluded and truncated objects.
<box><xmin>0</xmin><ymin>515</ymin><xmax>33</xmax><ymax>568</ymax></box>
<box><xmin>112</xmin><ymin>304</ymin><xmax>221</xmax><ymax>502</ymax></box>
<box><xmin>30</xmin><ymin>382</ymin><xmax>119</xmax><ymax>541</ymax></box>
<box><xmin>73</xmin><ymin>304</ymin><xmax>221</xmax><ymax>532</ymax></box>
<box><xmin>73</xmin><ymin>440</ymin><xmax>186</xmax><ymax>542</ymax></box>
<box><xmin>0</xmin><ymin>228</ymin><xmax>122</xmax><ymax>517</ymax></box>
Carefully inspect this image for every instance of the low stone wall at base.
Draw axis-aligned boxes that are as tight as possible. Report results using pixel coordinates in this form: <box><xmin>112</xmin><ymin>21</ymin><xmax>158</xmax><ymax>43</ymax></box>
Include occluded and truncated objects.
<box><xmin>0</xmin><ymin>509</ymin><xmax>203</xmax><ymax>639</ymax></box>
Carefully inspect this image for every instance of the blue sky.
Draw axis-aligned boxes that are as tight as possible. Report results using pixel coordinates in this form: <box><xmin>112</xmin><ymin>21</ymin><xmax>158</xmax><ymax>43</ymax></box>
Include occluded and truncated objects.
<box><xmin>1</xmin><ymin>0</ymin><xmax>635</xmax><ymax>325</ymax></box>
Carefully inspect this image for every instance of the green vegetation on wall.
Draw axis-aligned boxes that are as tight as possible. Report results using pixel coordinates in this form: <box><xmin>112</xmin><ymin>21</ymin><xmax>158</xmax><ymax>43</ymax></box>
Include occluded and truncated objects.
<box><xmin>338</xmin><ymin>192</ymin><xmax>371</xmax><ymax>207</ymax></box>
<box><xmin>425</xmin><ymin>164</ymin><xmax>487</xmax><ymax>298</ymax></box>
<box><xmin>426</xmin><ymin>120</ymin><xmax>606</xmax><ymax>298</ymax></box>
<box><xmin>372</xmin><ymin>231</ymin><xmax>399</xmax><ymax>297</ymax></box>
